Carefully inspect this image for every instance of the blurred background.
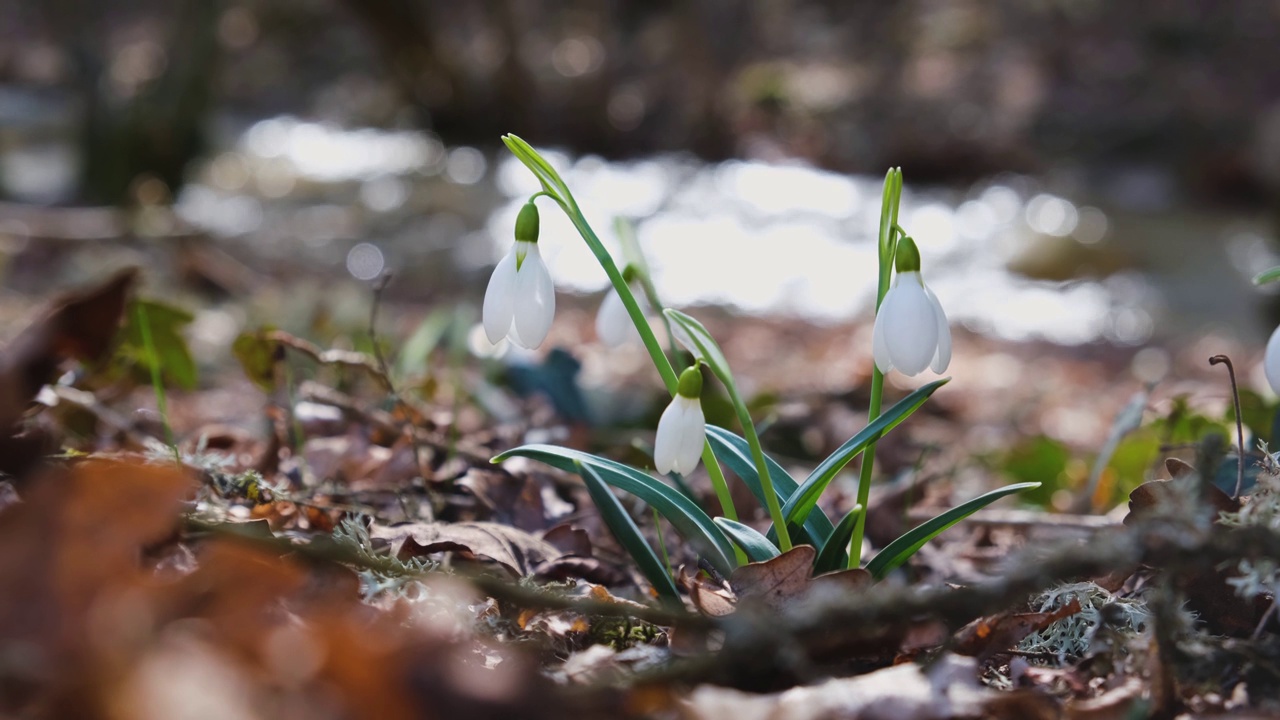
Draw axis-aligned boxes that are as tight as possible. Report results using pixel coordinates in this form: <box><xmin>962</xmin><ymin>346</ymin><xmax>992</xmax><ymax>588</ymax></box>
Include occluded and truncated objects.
<box><xmin>3</xmin><ymin>0</ymin><xmax>1280</xmax><ymax>345</ymax></box>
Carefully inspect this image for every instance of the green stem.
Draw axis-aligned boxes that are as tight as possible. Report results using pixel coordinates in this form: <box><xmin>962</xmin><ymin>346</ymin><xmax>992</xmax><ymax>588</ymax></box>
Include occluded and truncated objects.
<box><xmin>731</xmin><ymin>385</ymin><xmax>792</xmax><ymax>552</ymax></box>
<box><xmin>849</xmin><ymin>169</ymin><xmax>903</xmax><ymax>568</ymax></box>
<box><xmin>136</xmin><ymin>302</ymin><xmax>179</xmax><ymax>466</ymax></box>
<box><xmin>545</xmin><ymin>198</ymin><xmax>743</xmax><ymax>528</ymax></box>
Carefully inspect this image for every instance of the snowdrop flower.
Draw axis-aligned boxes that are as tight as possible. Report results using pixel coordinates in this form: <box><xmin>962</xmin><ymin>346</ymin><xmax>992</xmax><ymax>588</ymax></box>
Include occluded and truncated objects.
<box><xmin>1266</xmin><ymin>325</ymin><xmax>1280</xmax><ymax>395</ymax></box>
<box><xmin>654</xmin><ymin>364</ymin><xmax>705</xmax><ymax>475</ymax></box>
<box><xmin>595</xmin><ymin>266</ymin><xmax>649</xmax><ymax>347</ymax></box>
<box><xmin>872</xmin><ymin>236</ymin><xmax>951</xmax><ymax>376</ymax></box>
<box><xmin>483</xmin><ymin>201</ymin><xmax>555</xmax><ymax>349</ymax></box>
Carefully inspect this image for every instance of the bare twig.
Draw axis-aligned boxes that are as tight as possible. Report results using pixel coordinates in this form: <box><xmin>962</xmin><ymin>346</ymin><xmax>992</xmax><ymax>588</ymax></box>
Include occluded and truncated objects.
<box><xmin>1209</xmin><ymin>354</ymin><xmax>1246</xmax><ymax>498</ymax></box>
<box><xmin>267</xmin><ymin>330</ymin><xmax>391</xmax><ymax>389</ymax></box>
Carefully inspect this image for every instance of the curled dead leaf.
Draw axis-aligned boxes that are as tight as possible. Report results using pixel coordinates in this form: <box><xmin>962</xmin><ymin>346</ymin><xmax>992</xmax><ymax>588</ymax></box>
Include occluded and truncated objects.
<box><xmin>729</xmin><ymin>545</ymin><xmax>817</xmax><ymax>612</ymax></box>
<box><xmin>678</xmin><ymin>564</ymin><xmax>736</xmax><ymax>618</ymax></box>
<box><xmin>953</xmin><ymin>598</ymin><xmax>1083</xmax><ymax>658</ymax></box>
<box><xmin>371</xmin><ymin>521</ymin><xmax>570</xmax><ymax>577</ymax></box>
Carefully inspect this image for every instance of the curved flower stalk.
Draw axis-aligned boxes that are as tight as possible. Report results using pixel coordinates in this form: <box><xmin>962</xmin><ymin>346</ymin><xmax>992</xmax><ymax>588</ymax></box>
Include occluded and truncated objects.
<box><xmin>596</xmin><ymin>266</ymin><xmax>649</xmax><ymax>348</ymax></box>
<box><xmin>654</xmin><ymin>364</ymin><xmax>706</xmax><ymax>474</ymax></box>
<box><xmin>483</xmin><ymin>201</ymin><xmax>555</xmax><ymax>349</ymax></box>
<box><xmin>501</xmin><ymin>133</ymin><xmax>742</xmax><ymax>527</ymax></box>
<box><xmin>872</xmin><ymin>236</ymin><xmax>951</xmax><ymax>377</ymax></box>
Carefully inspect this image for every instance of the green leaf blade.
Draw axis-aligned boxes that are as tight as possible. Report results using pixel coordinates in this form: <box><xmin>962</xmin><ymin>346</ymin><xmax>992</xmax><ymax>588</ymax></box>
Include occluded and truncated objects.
<box><xmin>493</xmin><ymin>444</ymin><xmax>737</xmax><ymax>575</ymax></box>
<box><xmin>866</xmin><ymin>482</ymin><xmax>1040</xmax><ymax>579</ymax></box>
<box><xmin>1255</xmin><ymin>266</ymin><xmax>1280</xmax><ymax>286</ymax></box>
<box><xmin>704</xmin><ymin>425</ymin><xmax>835</xmax><ymax>547</ymax></box>
<box><xmin>578</xmin><ymin>462</ymin><xmax>681</xmax><ymax>603</ymax></box>
<box><xmin>814</xmin><ymin>504</ymin><xmax>863</xmax><ymax>575</ymax></box>
<box><xmin>712</xmin><ymin>518</ymin><xmax>781</xmax><ymax>562</ymax></box>
<box><xmin>784</xmin><ymin>378</ymin><xmax>949</xmax><ymax>526</ymax></box>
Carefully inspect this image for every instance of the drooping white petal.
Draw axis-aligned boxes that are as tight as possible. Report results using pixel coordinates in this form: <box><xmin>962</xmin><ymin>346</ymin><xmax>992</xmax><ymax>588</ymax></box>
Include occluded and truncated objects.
<box><xmin>880</xmin><ymin>273</ymin><xmax>937</xmax><ymax>376</ymax></box>
<box><xmin>925</xmin><ymin>283</ymin><xmax>951</xmax><ymax>374</ymax></box>
<box><xmin>482</xmin><ymin>247</ymin><xmax>519</xmax><ymax>344</ymax></box>
<box><xmin>1266</xmin><ymin>324</ymin><xmax>1280</xmax><ymax>395</ymax></box>
<box><xmin>596</xmin><ymin>287</ymin><xmax>645</xmax><ymax>347</ymax></box>
<box><xmin>673</xmin><ymin>397</ymin><xmax>705</xmax><ymax>475</ymax></box>
<box><xmin>872</xmin><ymin>289</ymin><xmax>896</xmax><ymax>374</ymax></box>
<box><xmin>511</xmin><ymin>243</ymin><xmax>556</xmax><ymax>349</ymax></box>
<box><xmin>653</xmin><ymin>398</ymin><xmax>686</xmax><ymax>474</ymax></box>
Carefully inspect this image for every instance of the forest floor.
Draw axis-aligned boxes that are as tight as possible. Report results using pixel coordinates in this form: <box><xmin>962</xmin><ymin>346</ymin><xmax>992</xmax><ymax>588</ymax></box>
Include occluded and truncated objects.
<box><xmin>0</xmin><ymin>257</ymin><xmax>1277</xmax><ymax>719</ymax></box>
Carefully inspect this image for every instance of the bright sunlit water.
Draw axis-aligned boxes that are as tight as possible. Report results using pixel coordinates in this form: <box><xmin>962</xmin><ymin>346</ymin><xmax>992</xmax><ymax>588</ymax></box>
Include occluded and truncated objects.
<box><xmin>2</xmin><ymin>110</ymin><xmax>1224</xmax><ymax>348</ymax></box>
<box><xmin>489</xmin><ymin>148</ymin><xmax>1147</xmax><ymax>346</ymax></box>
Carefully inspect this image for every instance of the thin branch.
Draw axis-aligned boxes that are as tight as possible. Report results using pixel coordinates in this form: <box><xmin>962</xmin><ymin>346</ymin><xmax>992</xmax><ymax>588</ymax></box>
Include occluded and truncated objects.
<box><xmin>267</xmin><ymin>330</ymin><xmax>391</xmax><ymax>389</ymax></box>
<box><xmin>1209</xmin><ymin>354</ymin><xmax>1246</xmax><ymax>498</ymax></box>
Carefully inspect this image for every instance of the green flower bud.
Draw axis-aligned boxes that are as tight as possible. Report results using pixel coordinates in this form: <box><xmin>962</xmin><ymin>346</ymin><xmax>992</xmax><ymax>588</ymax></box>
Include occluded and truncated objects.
<box><xmin>677</xmin><ymin>364</ymin><xmax>703</xmax><ymax>399</ymax></box>
<box><xmin>514</xmin><ymin>201</ymin><xmax>540</xmax><ymax>243</ymax></box>
<box><xmin>621</xmin><ymin>264</ymin><xmax>640</xmax><ymax>285</ymax></box>
<box><xmin>894</xmin><ymin>236</ymin><xmax>921</xmax><ymax>274</ymax></box>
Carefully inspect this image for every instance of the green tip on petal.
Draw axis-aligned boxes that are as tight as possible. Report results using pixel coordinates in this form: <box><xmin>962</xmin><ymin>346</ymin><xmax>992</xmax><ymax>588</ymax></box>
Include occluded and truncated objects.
<box><xmin>621</xmin><ymin>264</ymin><xmax>640</xmax><ymax>285</ymax></box>
<box><xmin>894</xmin><ymin>236</ymin><xmax>921</xmax><ymax>274</ymax></box>
<box><xmin>515</xmin><ymin>201</ymin><xmax>540</xmax><ymax>243</ymax></box>
<box><xmin>677</xmin><ymin>364</ymin><xmax>703</xmax><ymax>398</ymax></box>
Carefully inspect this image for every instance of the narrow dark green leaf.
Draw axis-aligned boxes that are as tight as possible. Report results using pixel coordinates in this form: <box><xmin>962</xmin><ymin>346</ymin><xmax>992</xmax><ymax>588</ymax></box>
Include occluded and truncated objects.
<box><xmin>1255</xmin><ymin>266</ymin><xmax>1280</xmax><ymax>286</ymax></box>
<box><xmin>493</xmin><ymin>444</ymin><xmax>736</xmax><ymax>575</ymax></box>
<box><xmin>713</xmin><ymin>517</ymin><xmax>780</xmax><ymax>562</ymax></box>
<box><xmin>784</xmin><ymin>378</ymin><xmax>949</xmax><ymax>526</ymax></box>
<box><xmin>578</xmin><ymin>462</ymin><xmax>680</xmax><ymax>602</ymax></box>
<box><xmin>866</xmin><ymin>482</ymin><xmax>1040</xmax><ymax>579</ymax></box>
<box><xmin>704</xmin><ymin>425</ymin><xmax>834</xmax><ymax>548</ymax></box>
<box><xmin>814</xmin><ymin>504</ymin><xmax>863</xmax><ymax>575</ymax></box>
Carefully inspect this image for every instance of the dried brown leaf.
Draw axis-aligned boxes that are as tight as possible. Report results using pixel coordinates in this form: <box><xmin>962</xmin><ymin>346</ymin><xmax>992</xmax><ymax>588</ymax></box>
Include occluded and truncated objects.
<box><xmin>678</xmin><ymin>564</ymin><xmax>736</xmax><ymax>617</ymax></box>
<box><xmin>953</xmin><ymin>597</ymin><xmax>1083</xmax><ymax>657</ymax></box>
<box><xmin>729</xmin><ymin>545</ymin><xmax>816</xmax><ymax>612</ymax></box>
<box><xmin>371</xmin><ymin>521</ymin><xmax>567</xmax><ymax>576</ymax></box>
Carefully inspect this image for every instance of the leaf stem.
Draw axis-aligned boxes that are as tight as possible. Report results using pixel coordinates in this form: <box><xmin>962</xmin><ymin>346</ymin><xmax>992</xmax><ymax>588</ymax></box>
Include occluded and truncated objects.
<box><xmin>135</xmin><ymin>301</ymin><xmax>179</xmax><ymax>466</ymax></box>
<box><xmin>849</xmin><ymin>169</ymin><xmax>903</xmax><ymax>568</ymax></box>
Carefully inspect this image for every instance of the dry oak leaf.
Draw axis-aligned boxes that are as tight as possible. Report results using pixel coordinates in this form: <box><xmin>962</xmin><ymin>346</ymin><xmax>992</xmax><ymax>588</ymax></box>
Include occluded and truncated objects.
<box><xmin>371</xmin><ymin>521</ymin><xmax>568</xmax><ymax>577</ymax></box>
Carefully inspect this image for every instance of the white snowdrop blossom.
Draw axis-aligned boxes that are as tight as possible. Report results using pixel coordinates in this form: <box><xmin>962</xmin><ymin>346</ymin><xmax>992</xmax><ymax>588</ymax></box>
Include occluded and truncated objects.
<box><xmin>1266</xmin><ymin>324</ymin><xmax>1280</xmax><ymax>395</ymax></box>
<box><xmin>595</xmin><ymin>278</ymin><xmax>649</xmax><ymax>347</ymax></box>
<box><xmin>654</xmin><ymin>365</ymin><xmax>705</xmax><ymax>475</ymax></box>
<box><xmin>483</xmin><ymin>202</ymin><xmax>555</xmax><ymax>349</ymax></box>
<box><xmin>872</xmin><ymin>237</ymin><xmax>951</xmax><ymax>377</ymax></box>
